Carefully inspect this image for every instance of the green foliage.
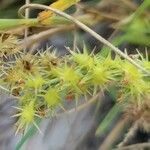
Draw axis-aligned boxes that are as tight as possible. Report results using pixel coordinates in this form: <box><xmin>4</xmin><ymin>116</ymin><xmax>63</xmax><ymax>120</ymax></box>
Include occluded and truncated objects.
<box><xmin>100</xmin><ymin>0</ymin><xmax>150</xmax><ymax>57</ymax></box>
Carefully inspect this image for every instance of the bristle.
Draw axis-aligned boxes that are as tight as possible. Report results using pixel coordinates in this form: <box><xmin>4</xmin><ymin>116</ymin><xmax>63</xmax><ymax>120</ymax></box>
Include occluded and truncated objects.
<box><xmin>33</xmin><ymin>121</ymin><xmax>42</xmax><ymax>135</ymax></box>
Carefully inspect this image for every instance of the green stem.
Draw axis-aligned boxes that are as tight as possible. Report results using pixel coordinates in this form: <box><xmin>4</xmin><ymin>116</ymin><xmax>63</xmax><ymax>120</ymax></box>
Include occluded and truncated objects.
<box><xmin>0</xmin><ymin>19</ymin><xmax>38</xmax><ymax>30</ymax></box>
<box><xmin>15</xmin><ymin>118</ymin><xmax>42</xmax><ymax>150</ymax></box>
<box><xmin>0</xmin><ymin>14</ymin><xmax>99</xmax><ymax>30</ymax></box>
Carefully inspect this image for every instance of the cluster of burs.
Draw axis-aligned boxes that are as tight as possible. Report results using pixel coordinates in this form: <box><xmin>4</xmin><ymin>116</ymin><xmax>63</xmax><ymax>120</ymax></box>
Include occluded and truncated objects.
<box><xmin>0</xmin><ymin>35</ymin><xmax>150</xmax><ymax>134</ymax></box>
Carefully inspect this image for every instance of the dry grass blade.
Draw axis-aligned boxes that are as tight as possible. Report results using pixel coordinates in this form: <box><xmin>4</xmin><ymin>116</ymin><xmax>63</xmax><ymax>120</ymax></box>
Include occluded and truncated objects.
<box><xmin>20</xmin><ymin>25</ymin><xmax>75</xmax><ymax>53</ymax></box>
<box><xmin>114</xmin><ymin>143</ymin><xmax>150</xmax><ymax>150</ymax></box>
<box><xmin>99</xmin><ymin>118</ymin><xmax>129</xmax><ymax>150</ymax></box>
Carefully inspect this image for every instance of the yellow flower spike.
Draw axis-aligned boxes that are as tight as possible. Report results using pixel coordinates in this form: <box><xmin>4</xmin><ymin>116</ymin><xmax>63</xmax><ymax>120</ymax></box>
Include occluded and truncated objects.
<box><xmin>44</xmin><ymin>88</ymin><xmax>60</xmax><ymax>107</ymax></box>
<box><xmin>38</xmin><ymin>0</ymin><xmax>80</xmax><ymax>25</ymax></box>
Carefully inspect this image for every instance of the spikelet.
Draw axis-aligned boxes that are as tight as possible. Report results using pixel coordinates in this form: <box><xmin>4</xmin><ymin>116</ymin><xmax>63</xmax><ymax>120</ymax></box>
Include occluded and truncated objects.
<box><xmin>43</xmin><ymin>88</ymin><xmax>61</xmax><ymax>108</ymax></box>
<box><xmin>0</xmin><ymin>34</ymin><xmax>20</xmax><ymax>57</ymax></box>
<box><xmin>119</xmin><ymin>61</ymin><xmax>150</xmax><ymax>103</ymax></box>
<box><xmin>15</xmin><ymin>54</ymin><xmax>40</xmax><ymax>75</ymax></box>
<box><xmin>25</xmin><ymin>75</ymin><xmax>45</xmax><ymax>90</ymax></box>
<box><xmin>69</xmin><ymin>46</ymin><xmax>95</xmax><ymax>69</ymax></box>
<box><xmin>13</xmin><ymin>101</ymin><xmax>41</xmax><ymax>134</ymax></box>
<box><xmin>39</xmin><ymin>49</ymin><xmax>59</xmax><ymax>70</ymax></box>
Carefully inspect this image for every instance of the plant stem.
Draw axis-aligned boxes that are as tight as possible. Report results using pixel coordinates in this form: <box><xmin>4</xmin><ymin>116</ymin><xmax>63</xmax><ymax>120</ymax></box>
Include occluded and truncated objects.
<box><xmin>0</xmin><ymin>14</ymin><xmax>99</xmax><ymax>31</ymax></box>
<box><xmin>0</xmin><ymin>19</ymin><xmax>38</xmax><ymax>30</ymax></box>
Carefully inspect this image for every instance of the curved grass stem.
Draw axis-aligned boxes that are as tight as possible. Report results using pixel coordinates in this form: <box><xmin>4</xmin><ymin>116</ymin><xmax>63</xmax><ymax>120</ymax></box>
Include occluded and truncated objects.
<box><xmin>18</xmin><ymin>4</ymin><xmax>150</xmax><ymax>75</ymax></box>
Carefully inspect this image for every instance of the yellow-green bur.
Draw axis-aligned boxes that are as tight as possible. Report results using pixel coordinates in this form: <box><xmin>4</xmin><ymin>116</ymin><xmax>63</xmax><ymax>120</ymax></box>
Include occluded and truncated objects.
<box><xmin>20</xmin><ymin>102</ymin><xmax>35</xmax><ymax>125</ymax></box>
<box><xmin>92</xmin><ymin>67</ymin><xmax>108</xmax><ymax>84</ymax></box>
<box><xmin>91</xmin><ymin>65</ymin><xmax>113</xmax><ymax>86</ymax></box>
<box><xmin>62</xmin><ymin>67</ymin><xmax>80</xmax><ymax>83</ymax></box>
<box><xmin>26</xmin><ymin>76</ymin><xmax>45</xmax><ymax>89</ymax></box>
<box><xmin>72</xmin><ymin>53</ymin><xmax>95</xmax><ymax>69</ymax></box>
<box><xmin>121</xmin><ymin>62</ymin><xmax>149</xmax><ymax>98</ymax></box>
<box><xmin>44</xmin><ymin>89</ymin><xmax>60</xmax><ymax>107</ymax></box>
<box><xmin>52</xmin><ymin>66</ymin><xmax>81</xmax><ymax>85</ymax></box>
